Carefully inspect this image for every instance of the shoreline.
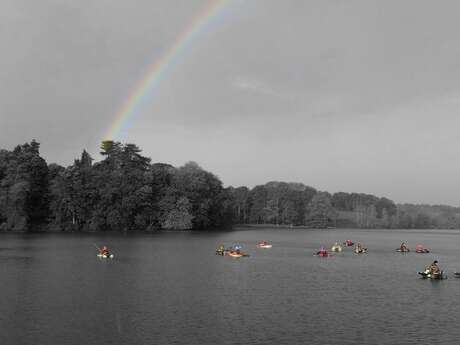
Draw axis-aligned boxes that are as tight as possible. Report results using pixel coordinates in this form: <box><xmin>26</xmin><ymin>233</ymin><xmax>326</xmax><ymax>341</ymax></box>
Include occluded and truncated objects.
<box><xmin>1</xmin><ymin>224</ymin><xmax>459</xmax><ymax>234</ymax></box>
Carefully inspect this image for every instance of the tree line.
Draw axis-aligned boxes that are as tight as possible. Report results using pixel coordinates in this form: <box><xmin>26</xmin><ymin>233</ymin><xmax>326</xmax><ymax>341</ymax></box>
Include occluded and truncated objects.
<box><xmin>0</xmin><ymin>140</ymin><xmax>232</xmax><ymax>231</ymax></box>
<box><xmin>228</xmin><ymin>182</ymin><xmax>460</xmax><ymax>229</ymax></box>
<box><xmin>1</xmin><ymin>140</ymin><xmax>460</xmax><ymax>231</ymax></box>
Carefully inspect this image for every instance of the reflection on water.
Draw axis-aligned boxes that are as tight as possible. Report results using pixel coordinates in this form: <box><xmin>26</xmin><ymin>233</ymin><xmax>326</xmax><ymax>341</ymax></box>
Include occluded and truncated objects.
<box><xmin>1</xmin><ymin>229</ymin><xmax>460</xmax><ymax>344</ymax></box>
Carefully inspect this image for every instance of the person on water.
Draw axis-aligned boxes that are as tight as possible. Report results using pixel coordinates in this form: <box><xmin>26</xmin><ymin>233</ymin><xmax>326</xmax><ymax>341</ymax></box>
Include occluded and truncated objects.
<box><xmin>100</xmin><ymin>246</ymin><xmax>111</xmax><ymax>256</ymax></box>
<box><xmin>216</xmin><ymin>245</ymin><xmax>225</xmax><ymax>255</ymax></box>
<box><xmin>400</xmin><ymin>242</ymin><xmax>409</xmax><ymax>252</ymax></box>
<box><xmin>427</xmin><ymin>260</ymin><xmax>440</xmax><ymax>274</ymax></box>
<box><xmin>416</xmin><ymin>244</ymin><xmax>429</xmax><ymax>253</ymax></box>
<box><xmin>317</xmin><ymin>247</ymin><xmax>328</xmax><ymax>255</ymax></box>
<box><xmin>356</xmin><ymin>243</ymin><xmax>364</xmax><ymax>252</ymax></box>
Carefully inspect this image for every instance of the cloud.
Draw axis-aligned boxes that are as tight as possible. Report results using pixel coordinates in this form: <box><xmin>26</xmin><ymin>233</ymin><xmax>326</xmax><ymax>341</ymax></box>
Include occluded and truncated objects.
<box><xmin>231</xmin><ymin>76</ymin><xmax>290</xmax><ymax>99</ymax></box>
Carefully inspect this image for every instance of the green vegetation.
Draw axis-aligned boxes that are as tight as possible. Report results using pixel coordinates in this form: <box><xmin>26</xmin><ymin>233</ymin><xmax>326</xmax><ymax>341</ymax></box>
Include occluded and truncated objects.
<box><xmin>228</xmin><ymin>182</ymin><xmax>460</xmax><ymax>229</ymax></box>
<box><xmin>0</xmin><ymin>141</ymin><xmax>231</xmax><ymax>231</ymax></box>
<box><xmin>1</xmin><ymin>140</ymin><xmax>459</xmax><ymax>231</ymax></box>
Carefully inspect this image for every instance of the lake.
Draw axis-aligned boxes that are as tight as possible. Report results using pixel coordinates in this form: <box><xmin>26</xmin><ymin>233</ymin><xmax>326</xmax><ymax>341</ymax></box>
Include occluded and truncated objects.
<box><xmin>1</xmin><ymin>228</ymin><xmax>460</xmax><ymax>345</ymax></box>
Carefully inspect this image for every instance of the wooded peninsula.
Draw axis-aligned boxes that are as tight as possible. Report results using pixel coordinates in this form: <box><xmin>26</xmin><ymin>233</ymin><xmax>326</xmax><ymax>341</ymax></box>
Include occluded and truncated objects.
<box><xmin>1</xmin><ymin>140</ymin><xmax>459</xmax><ymax>232</ymax></box>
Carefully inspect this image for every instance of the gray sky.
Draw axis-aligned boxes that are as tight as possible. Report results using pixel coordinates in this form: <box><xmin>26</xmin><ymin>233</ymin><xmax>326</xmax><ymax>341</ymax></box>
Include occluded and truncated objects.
<box><xmin>1</xmin><ymin>0</ymin><xmax>460</xmax><ymax>205</ymax></box>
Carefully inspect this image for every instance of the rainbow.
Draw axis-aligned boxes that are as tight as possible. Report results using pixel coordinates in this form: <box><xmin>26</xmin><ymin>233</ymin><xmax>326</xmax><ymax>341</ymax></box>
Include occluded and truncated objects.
<box><xmin>105</xmin><ymin>0</ymin><xmax>231</xmax><ymax>140</ymax></box>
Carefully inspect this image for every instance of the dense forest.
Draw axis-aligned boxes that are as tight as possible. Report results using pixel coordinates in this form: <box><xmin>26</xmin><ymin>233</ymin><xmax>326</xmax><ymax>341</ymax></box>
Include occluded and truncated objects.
<box><xmin>1</xmin><ymin>140</ymin><xmax>460</xmax><ymax>231</ymax></box>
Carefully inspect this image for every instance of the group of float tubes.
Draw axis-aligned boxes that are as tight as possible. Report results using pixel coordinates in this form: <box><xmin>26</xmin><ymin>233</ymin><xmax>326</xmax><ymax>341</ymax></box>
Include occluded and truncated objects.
<box><xmin>215</xmin><ymin>241</ymin><xmax>272</xmax><ymax>258</ymax></box>
<box><xmin>216</xmin><ymin>240</ymin><xmax>460</xmax><ymax>280</ymax></box>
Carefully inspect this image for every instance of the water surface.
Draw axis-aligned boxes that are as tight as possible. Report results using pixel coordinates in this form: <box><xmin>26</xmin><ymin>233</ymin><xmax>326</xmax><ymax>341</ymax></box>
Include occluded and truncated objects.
<box><xmin>1</xmin><ymin>228</ymin><xmax>460</xmax><ymax>345</ymax></box>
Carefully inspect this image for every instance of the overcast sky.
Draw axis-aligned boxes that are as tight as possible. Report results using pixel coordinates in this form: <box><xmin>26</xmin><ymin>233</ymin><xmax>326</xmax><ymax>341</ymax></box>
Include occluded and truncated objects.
<box><xmin>1</xmin><ymin>0</ymin><xmax>460</xmax><ymax>205</ymax></box>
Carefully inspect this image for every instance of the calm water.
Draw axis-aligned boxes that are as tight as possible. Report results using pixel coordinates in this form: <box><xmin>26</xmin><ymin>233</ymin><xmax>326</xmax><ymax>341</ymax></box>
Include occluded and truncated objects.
<box><xmin>1</xmin><ymin>228</ymin><xmax>460</xmax><ymax>345</ymax></box>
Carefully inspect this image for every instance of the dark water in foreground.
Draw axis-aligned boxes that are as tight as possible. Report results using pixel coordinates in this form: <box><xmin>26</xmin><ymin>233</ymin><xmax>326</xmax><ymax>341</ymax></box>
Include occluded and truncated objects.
<box><xmin>1</xmin><ymin>228</ymin><xmax>460</xmax><ymax>345</ymax></box>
